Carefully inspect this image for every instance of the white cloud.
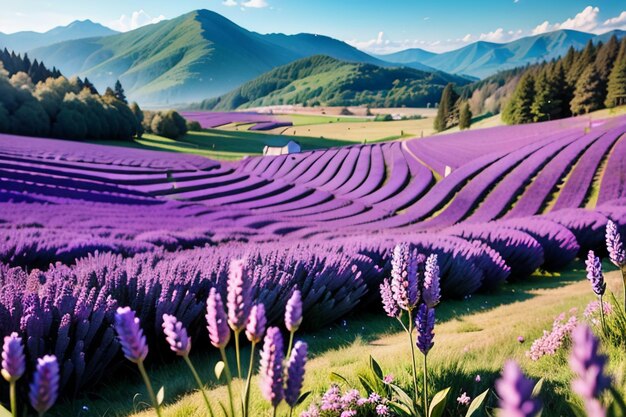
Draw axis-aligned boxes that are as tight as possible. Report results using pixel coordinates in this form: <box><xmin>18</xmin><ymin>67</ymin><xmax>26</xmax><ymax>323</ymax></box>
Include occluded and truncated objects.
<box><xmin>241</xmin><ymin>0</ymin><xmax>269</xmax><ymax>8</ymax></box>
<box><xmin>223</xmin><ymin>0</ymin><xmax>238</xmax><ymax>6</ymax></box>
<box><xmin>109</xmin><ymin>9</ymin><xmax>165</xmax><ymax>32</ymax></box>
<box><xmin>603</xmin><ymin>11</ymin><xmax>626</xmax><ymax>30</ymax></box>
<box><xmin>531</xmin><ymin>6</ymin><xmax>600</xmax><ymax>35</ymax></box>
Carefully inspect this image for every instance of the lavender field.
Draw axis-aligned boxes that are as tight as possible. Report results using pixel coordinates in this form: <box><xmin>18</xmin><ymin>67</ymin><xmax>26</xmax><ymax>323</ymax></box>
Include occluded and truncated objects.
<box><xmin>2</xmin><ymin>112</ymin><xmax>626</xmax><ymax>417</ymax></box>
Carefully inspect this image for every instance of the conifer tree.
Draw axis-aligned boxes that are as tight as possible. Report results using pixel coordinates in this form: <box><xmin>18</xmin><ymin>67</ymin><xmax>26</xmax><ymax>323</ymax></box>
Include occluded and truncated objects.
<box><xmin>605</xmin><ymin>39</ymin><xmax>626</xmax><ymax>108</ymax></box>
<box><xmin>502</xmin><ymin>72</ymin><xmax>536</xmax><ymax>124</ymax></box>
<box><xmin>459</xmin><ymin>101</ymin><xmax>472</xmax><ymax>130</ymax></box>
<box><xmin>434</xmin><ymin>83</ymin><xmax>459</xmax><ymax>132</ymax></box>
<box><xmin>114</xmin><ymin>80</ymin><xmax>127</xmax><ymax>103</ymax></box>
<box><xmin>571</xmin><ymin>64</ymin><xmax>603</xmax><ymax>115</ymax></box>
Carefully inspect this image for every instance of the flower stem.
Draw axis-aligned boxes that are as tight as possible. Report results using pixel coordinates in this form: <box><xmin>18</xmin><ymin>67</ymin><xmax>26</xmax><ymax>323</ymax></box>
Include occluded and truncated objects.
<box><xmin>10</xmin><ymin>381</ymin><xmax>17</xmax><ymax>417</ymax></box>
<box><xmin>183</xmin><ymin>355</ymin><xmax>215</xmax><ymax>417</ymax></box>
<box><xmin>423</xmin><ymin>353</ymin><xmax>429</xmax><ymax>415</ymax></box>
<box><xmin>272</xmin><ymin>406</ymin><xmax>277</xmax><ymax>417</ymax></box>
<box><xmin>286</xmin><ymin>330</ymin><xmax>295</xmax><ymax>360</ymax></box>
<box><xmin>243</xmin><ymin>342</ymin><xmax>257</xmax><ymax>417</ymax></box>
<box><xmin>219</xmin><ymin>347</ymin><xmax>236</xmax><ymax>417</ymax></box>
<box><xmin>621</xmin><ymin>267</ymin><xmax>626</xmax><ymax>311</ymax></box>
<box><xmin>137</xmin><ymin>360</ymin><xmax>163</xmax><ymax>417</ymax></box>
<box><xmin>234</xmin><ymin>329</ymin><xmax>242</xmax><ymax>379</ymax></box>
<box><xmin>407</xmin><ymin>308</ymin><xmax>419</xmax><ymax>405</ymax></box>
<box><xmin>599</xmin><ymin>295</ymin><xmax>607</xmax><ymax>335</ymax></box>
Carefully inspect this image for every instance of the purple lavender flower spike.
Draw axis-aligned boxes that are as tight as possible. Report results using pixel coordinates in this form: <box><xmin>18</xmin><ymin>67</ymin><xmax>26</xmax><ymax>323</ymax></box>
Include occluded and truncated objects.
<box><xmin>246</xmin><ymin>303</ymin><xmax>267</xmax><ymax>344</ymax></box>
<box><xmin>114</xmin><ymin>307</ymin><xmax>148</xmax><ymax>363</ymax></box>
<box><xmin>415</xmin><ymin>304</ymin><xmax>435</xmax><ymax>355</ymax></box>
<box><xmin>496</xmin><ymin>361</ymin><xmax>541</xmax><ymax>417</ymax></box>
<box><xmin>379</xmin><ymin>279</ymin><xmax>399</xmax><ymax>318</ymax></box>
<box><xmin>206</xmin><ymin>288</ymin><xmax>230</xmax><ymax>349</ymax></box>
<box><xmin>285</xmin><ymin>340</ymin><xmax>308</xmax><ymax>407</ymax></box>
<box><xmin>285</xmin><ymin>289</ymin><xmax>303</xmax><ymax>332</ymax></box>
<box><xmin>29</xmin><ymin>355</ymin><xmax>60</xmax><ymax>415</ymax></box>
<box><xmin>259</xmin><ymin>327</ymin><xmax>285</xmax><ymax>407</ymax></box>
<box><xmin>585</xmin><ymin>251</ymin><xmax>606</xmax><ymax>296</ymax></box>
<box><xmin>422</xmin><ymin>254</ymin><xmax>441</xmax><ymax>308</ymax></box>
<box><xmin>162</xmin><ymin>314</ymin><xmax>191</xmax><ymax>356</ymax></box>
<box><xmin>391</xmin><ymin>243</ymin><xmax>419</xmax><ymax>310</ymax></box>
<box><xmin>2</xmin><ymin>332</ymin><xmax>25</xmax><ymax>383</ymax></box>
<box><xmin>606</xmin><ymin>220</ymin><xmax>626</xmax><ymax>268</ymax></box>
<box><xmin>569</xmin><ymin>325</ymin><xmax>611</xmax><ymax>417</ymax></box>
<box><xmin>227</xmin><ymin>258</ymin><xmax>251</xmax><ymax>332</ymax></box>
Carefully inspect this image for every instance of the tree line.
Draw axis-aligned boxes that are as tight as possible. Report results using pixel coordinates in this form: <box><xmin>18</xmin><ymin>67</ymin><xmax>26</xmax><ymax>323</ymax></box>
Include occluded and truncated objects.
<box><xmin>433</xmin><ymin>83</ymin><xmax>473</xmax><ymax>132</ymax></box>
<box><xmin>0</xmin><ymin>55</ymin><xmax>194</xmax><ymax>141</ymax></box>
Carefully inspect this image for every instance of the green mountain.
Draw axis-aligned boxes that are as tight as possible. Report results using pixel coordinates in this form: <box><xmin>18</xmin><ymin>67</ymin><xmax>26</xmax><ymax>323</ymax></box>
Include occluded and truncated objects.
<box><xmin>0</xmin><ymin>20</ymin><xmax>117</xmax><ymax>52</ymax></box>
<box><xmin>197</xmin><ymin>55</ymin><xmax>471</xmax><ymax>111</ymax></box>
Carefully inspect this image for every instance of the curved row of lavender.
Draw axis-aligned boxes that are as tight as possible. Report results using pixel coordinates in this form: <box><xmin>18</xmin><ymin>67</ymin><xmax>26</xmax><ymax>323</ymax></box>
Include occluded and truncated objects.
<box><xmin>182</xmin><ymin>112</ymin><xmax>292</xmax><ymax>130</ymax></box>
<box><xmin>1</xmin><ymin>114</ymin><xmax>626</xmax><ymax>403</ymax></box>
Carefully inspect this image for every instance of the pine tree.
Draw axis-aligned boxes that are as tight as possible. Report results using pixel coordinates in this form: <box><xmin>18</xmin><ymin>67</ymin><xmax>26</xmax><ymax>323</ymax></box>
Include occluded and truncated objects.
<box><xmin>502</xmin><ymin>72</ymin><xmax>536</xmax><ymax>124</ymax></box>
<box><xmin>605</xmin><ymin>39</ymin><xmax>626</xmax><ymax>108</ymax></box>
<box><xmin>459</xmin><ymin>101</ymin><xmax>472</xmax><ymax>130</ymax></box>
<box><xmin>571</xmin><ymin>64</ymin><xmax>603</xmax><ymax>115</ymax></box>
<box><xmin>114</xmin><ymin>80</ymin><xmax>127</xmax><ymax>103</ymax></box>
<box><xmin>594</xmin><ymin>36</ymin><xmax>620</xmax><ymax>105</ymax></box>
<box><xmin>567</xmin><ymin>40</ymin><xmax>596</xmax><ymax>84</ymax></box>
<box><xmin>83</xmin><ymin>78</ymin><xmax>99</xmax><ymax>95</ymax></box>
<box><xmin>434</xmin><ymin>83</ymin><xmax>459</xmax><ymax>132</ymax></box>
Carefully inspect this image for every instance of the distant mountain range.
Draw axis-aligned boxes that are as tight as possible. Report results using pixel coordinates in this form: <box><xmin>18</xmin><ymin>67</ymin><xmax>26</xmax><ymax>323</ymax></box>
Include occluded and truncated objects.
<box><xmin>198</xmin><ymin>55</ymin><xmax>470</xmax><ymax>111</ymax></box>
<box><xmin>1</xmin><ymin>9</ymin><xmax>623</xmax><ymax>105</ymax></box>
<box><xmin>378</xmin><ymin>29</ymin><xmax>626</xmax><ymax>78</ymax></box>
<box><xmin>0</xmin><ymin>20</ymin><xmax>117</xmax><ymax>52</ymax></box>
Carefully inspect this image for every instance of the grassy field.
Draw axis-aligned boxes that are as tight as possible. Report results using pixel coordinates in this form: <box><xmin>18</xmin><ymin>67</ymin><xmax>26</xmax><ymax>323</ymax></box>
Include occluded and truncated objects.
<box><xmin>49</xmin><ymin>262</ymin><xmax>626</xmax><ymax>417</ymax></box>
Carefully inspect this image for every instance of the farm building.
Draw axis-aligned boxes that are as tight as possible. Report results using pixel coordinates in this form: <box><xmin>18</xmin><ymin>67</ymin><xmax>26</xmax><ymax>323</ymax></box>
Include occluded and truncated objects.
<box><xmin>263</xmin><ymin>140</ymin><xmax>301</xmax><ymax>156</ymax></box>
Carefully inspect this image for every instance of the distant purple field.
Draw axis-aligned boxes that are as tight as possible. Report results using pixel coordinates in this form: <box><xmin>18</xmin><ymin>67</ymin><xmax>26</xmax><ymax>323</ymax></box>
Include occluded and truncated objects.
<box><xmin>1</xmin><ymin>114</ymin><xmax>626</xmax><ymax>398</ymax></box>
<box><xmin>182</xmin><ymin>111</ymin><xmax>293</xmax><ymax>130</ymax></box>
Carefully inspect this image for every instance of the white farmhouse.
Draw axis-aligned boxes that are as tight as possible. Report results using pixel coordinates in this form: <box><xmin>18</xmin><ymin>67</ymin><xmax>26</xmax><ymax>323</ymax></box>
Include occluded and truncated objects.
<box><xmin>263</xmin><ymin>140</ymin><xmax>301</xmax><ymax>156</ymax></box>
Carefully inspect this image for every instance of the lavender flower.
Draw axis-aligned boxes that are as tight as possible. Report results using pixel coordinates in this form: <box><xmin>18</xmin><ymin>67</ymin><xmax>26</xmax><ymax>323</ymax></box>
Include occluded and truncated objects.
<box><xmin>162</xmin><ymin>314</ymin><xmax>191</xmax><ymax>356</ymax></box>
<box><xmin>570</xmin><ymin>325</ymin><xmax>611</xmax><ymax>416</ymax></box>
<box><xmin>376</xmin><ymin>404</ymin><xmax>389</xmax><ymax>416</ymax></box>
<box><xmin>227</xmin><ymin>258</ymin><xmax>251</xmax><ymax>332</ymax></box>
<box><xmin>457</xmin><ymin>392</ymin><xmax>471</xmax><ymax>406</ymax></box>
<box><xmin>285</xmin><ymin>340</ymin><xmax>308</xmax><ymax>407</ymax></box>
<box><xmin>285</xmin><ymin>289</ymin><xmax>303</xmax><ymax>332</ymax></box>
<box><xmin>585</xmin><ymin>251</ymin><xmax>606</xmax><ymax>296</ymax></box>
<box><xmin>114</xmin><ymin>307</ymin><xmax>148</xmax><ymax>363</ymax></box>
<box><xmin>415</xmin><ymin>304</ymin><xmax>435</xmax><ymax>355</ymax></box>
<box><xmin>379</xmin><ymin>279</ymin><xmax>399</xmax><ymax>318</ymax></box>
<box><xmin>246</xmin><ymin>303</ymin><xmax>267</xmax><ymax>344</ymax></box>
<box><xmin>390</xmin><ymin>243</ymin><xmax>419</xmax><ymax>310</ymax></box>
<box><xmin>206</xmin><ymin>288</ymin><xmax>230</xmax><ymax>349</ymax></box>
<box><xmin>606</xmin><ymin>220</ymin><xmax>625</xmax><ymax>267</ymax></box>
<box><xmin>29</xmin><ymin>355</ymin><xmax>60</xmax><ymax>415</ymax></box>
<box><xmin>2</xmin><ymin>332</ymin><xmax>25</xmax><ymax>383</ymax></box>
<box><xmin>422</xmin><ymin>254</ymin><xmax>441</xmax><ymax>308</ymax></box>
<box><xmin>259</xmin><ymin>326</ymin><xmax>284</xmax><ymax>407</ymax></box>
<box><xmin>475</xmin><ymin>374</ymin><xmax>481</xmax><ymax>383</ymax></box>
<box><xmin>496</xmin><ymin>361</ymin><xmax>541</xmax><ymax>417</ymax></box>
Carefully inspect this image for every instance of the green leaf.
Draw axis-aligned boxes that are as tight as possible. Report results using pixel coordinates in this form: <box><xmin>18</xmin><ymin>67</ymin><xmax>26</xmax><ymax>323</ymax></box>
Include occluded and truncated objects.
<box><xmin>429</xmin><ymin>387</ymin><xmax>451</xmax><ymax>417</ymax></box>
<box><xmin>465</xmin><ymin>389</ymin><xmax>489</xmax><ymax>417</ymax></box>
<box><xmin>296</xmin><ymin>391</ymin><xmax>311</xmax><ymax>406</ymax></box>
<box><xmin>609</xmin><ymin>387</ymin><xmax>626</xmax><ymax>417</ymax></box>
<box><xmin>532</xmin><ymin>378</ymin><xmax>545</xmax><ymax>397</ymax></box>
<box><xmin>0</xmin><ymin>404</ymin><xmax>11</xmax><ymax>417</ymax></box>
<box><xmin>358</xmin><ymin>375</ymin><xmax>375</xmax><ymax>393</ymax></box>
<box><xmin>569</xmin><ymin>402</ymin><xmax>587</xmax><ymax>417</ymax></box>
<box><xmin>330</xmin><ymin>372</ymin><xmax>349</xmax><ymax>385</ymax></box>
<box><xmin>388</xmin><ymin>400</ymin><xmax>414</xmax><ymax>417</ymax></box>
<box><xmin>214</xmin><ymin>361</ymin><xmax>225</xmax><ymax>380</ymax></box>
<box><xmin>389</xmin><ymin>383</ymin><xmax>417</xmax><ymax>416</ymax></box>
<box><xmin>156</xmin><ymin>386</ymin><xmax>165</xmax><ymax>406</ymax></box>
<box><xmin>370</xmin><ymin>355</ymin><xmax>384</xmax><ymax>380</ymax></box>
<box><xmin>218</xmin><ymin>401</ymin><xmax>228</xmax><ymax>417</ymax></box>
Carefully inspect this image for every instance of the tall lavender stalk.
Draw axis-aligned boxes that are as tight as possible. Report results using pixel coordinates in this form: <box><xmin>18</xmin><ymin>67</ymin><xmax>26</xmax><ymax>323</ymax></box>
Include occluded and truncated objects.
<box><xmin>285</xmin><ymin>341</ymin><xmax>308</xmax><ymax>417</ymax></box>
<box><xmin>259</xmin><ymin>327</ymin><xmax>285</xmax><ymax>417</ymax></box>
<box><xmin>606</xmin><ymin>220</ymin><xmax>626</xmax><ymax>309</ymax></box>
<box><xmin>585</xmin><ymin>251</ymin><xmax>607</xmax><ymax>332</ymax></box>
<box><xmin>227</xmin><ymin>258</ymin><xmax>251</xmax><ymax>379</ymax></box>
<box><xmin>28</xmin><ymin>355</ymin><xmax>59</xmax><ymax>417</ymax></box>
<box><xmin>570</xmin><ymin>325</ymin><xmax>611</xmax><ymax>417</ymax></box>
<box><xmin>496</xmin><ymin>361</ymin><xmax>541</xmax><ymax>417</ymax></box>
<box><xmin>162</xmin><ymin>314</ymin><xmax>214</xmax><ymax>417</ymax></box>
<box><xmin>243</xmin><ymin>304</ymin><xmax>267</xmax><ymax>417</ymax></box>
<box><xmin>416</xmin><ymin>304</ymin><xmax>435</xmax><ymax>413</ymax></box>
<box><xmin>115</xmin><ymin>307</ymin><xmax>162</xmax><ymax>417</ymax></box>
<box><xmin>206</xmin><ymin>288</ymin><xmax>234</xmax><ymax>417</ymax></box>
<box><xmin>285</xmin><ymin>289</ymin><xmax>302</xmax><ymax>359</ymax></box>
<box><xmin>2</xmin><ymin>332</ymin><xmax>25</xmax><ymax>417</ymax></box>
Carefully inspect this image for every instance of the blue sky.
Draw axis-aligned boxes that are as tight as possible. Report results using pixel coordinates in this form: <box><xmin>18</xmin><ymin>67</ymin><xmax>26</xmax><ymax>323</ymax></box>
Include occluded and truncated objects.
<box><xmin>1</xmin><ymin>1</ymin><xmax>625</xmax><ymax>52</ymax></box>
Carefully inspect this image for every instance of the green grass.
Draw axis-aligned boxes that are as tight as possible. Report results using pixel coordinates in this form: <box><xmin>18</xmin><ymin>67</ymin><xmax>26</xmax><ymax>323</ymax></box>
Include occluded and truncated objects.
<box><xmin>49</xmin><ymin>263</ymin><xmax>626</xmax><ymax>417</ymax></box>
<box><xmin>286</xmin><ymin>114</ymin><xmax>371</xmax><ymax>126</ymax></box>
